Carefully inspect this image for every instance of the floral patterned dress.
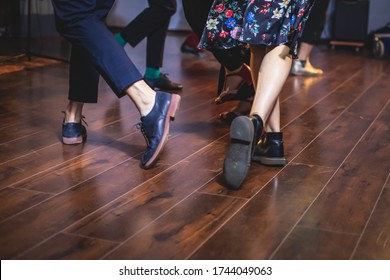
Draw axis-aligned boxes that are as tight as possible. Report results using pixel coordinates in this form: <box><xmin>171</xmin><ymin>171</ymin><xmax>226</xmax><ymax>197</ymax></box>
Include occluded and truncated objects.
<box><xmin>199</xmin><ymin>0</ymin><xmax>315</xmax><ymax>57</ymax></box>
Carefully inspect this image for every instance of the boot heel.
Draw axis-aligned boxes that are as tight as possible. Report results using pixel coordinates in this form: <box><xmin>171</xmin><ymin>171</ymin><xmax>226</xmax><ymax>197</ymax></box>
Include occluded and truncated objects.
<box><xmin>223</xmin><ymin>116</ymin><xmax>254</xmax><ymax>189</ymax></box>
<box><xmin>168</xmin><ymin>94</ymin><xmax>181</xmax><ymax>121</ymax></box>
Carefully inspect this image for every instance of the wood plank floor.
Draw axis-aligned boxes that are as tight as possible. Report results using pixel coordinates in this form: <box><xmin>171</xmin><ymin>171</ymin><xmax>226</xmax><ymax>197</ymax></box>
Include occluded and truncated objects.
<box><xmin>0</xmin><ymin>33</ymin><xmax>389</xmax><ymax>260</ymax></box>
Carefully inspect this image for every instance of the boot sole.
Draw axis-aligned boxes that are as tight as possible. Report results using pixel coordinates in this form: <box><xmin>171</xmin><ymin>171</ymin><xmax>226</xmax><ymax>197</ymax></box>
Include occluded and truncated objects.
<box><xmin>223</xmin><ymin>116</ymin><xmax>254</xmax><ymax>189</ymax></box>
<box><xmin>141</xmin><ymin>94</ymin><xmax>181</xmax><ymax>169</ymax></box>
<box><xmin>252</xmin><ymin>155</ymin><xmax>287</xmax><ymax>166</ymax></box>
<box><xmin>62</xmin><ymin>134</ymin><xmax>87</xmax><ymax>145</ymax></box>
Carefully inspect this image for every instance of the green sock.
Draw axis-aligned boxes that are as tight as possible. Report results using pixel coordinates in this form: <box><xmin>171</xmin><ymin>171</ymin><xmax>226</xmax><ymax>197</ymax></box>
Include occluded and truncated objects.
<box><xmin>144</xmin><ymin>67</ymin><xmax>161</xmax><ymax>80</ymax></box>
<box><xmin>115</xmin><ymin>33</ymin><xmax>126</xmax><ymax>47</ymax></box>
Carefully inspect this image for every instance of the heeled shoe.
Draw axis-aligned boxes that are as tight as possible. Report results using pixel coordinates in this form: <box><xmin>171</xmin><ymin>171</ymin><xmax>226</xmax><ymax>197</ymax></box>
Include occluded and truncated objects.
<box><xmin>218</xmin><ymin>96</ymin><xmax>253</xmax><ymax>124</ymax></box>
<box><xmin>215</xmin><ymin>63</ymin><xmax>253</xmax><ymax>104</ymax></box>
<box><xmin>219</xmin><ymin>110</ymin><xmax>245</xmax><ymax>124</ymax></box>
<box><xmin>252</xmin><ymin>132</ymin><xmax>287</xmax><ymax>166</ymax></box>
<box><xmin>218</xmin><ymin>102</ymin><xmax>251</xmax><ymax>124</ymax></box>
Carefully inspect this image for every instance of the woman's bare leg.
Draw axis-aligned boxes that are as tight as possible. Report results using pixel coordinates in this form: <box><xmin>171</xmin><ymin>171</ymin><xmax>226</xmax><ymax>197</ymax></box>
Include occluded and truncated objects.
<box><xmin>250</xmin><ymin>45</ymin><xmax>292</xmax><ymax>127</ymax></box>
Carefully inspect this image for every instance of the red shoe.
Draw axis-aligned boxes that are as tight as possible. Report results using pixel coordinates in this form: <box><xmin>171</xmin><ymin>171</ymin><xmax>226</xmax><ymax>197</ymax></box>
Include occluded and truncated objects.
<box><xmin>181</xmin><ymin>32</ymin><xmax>204</xmax><ymax>57</ymax></box>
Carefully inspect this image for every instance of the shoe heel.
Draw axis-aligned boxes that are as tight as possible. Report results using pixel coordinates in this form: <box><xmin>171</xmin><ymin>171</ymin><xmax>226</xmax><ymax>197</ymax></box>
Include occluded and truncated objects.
<box><xmin>254</xmin><ymin>156</ymin><xmax>287</xmax><ymax>166</ymax></box>
<box><xmin>223</xmin><ymin>116</ymin><xmax>254</xmax><ymax>189</ymax></box>
<box><xmin>168</xmin><ymin>94</ymin><xmax>181</xmax><ymax>121</ymax></box>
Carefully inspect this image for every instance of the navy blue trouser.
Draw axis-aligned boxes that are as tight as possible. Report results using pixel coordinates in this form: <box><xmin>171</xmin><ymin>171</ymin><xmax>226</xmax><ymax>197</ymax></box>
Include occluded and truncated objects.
<box><xmin>51</xmin><ymin>0</ymin><xmax>143</xmax><ymax>103</ymax></box>
<box><xmin>120</xmin><ymin>0</ymin><xmax>177</xmax><ymax>69</ymax></box>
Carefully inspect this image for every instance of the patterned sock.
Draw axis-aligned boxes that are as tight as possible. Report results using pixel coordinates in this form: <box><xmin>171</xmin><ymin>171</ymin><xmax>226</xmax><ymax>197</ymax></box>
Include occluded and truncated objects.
<box><xmin>115</xmin><ymin>33</ymin><xmax>126</xmax><ymax>47</ymax></box>
<box><xmin>144</xmin><ymin>67</ymin><xmax>161</xmax><ymax>80</ymax></box>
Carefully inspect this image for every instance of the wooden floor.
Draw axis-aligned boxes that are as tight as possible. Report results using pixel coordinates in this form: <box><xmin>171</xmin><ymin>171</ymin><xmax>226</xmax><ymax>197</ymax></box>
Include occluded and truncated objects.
<box><xmin>0</xmin><ymin>33</ymin><xmax>389</xmax><ymax>260</ymax></box>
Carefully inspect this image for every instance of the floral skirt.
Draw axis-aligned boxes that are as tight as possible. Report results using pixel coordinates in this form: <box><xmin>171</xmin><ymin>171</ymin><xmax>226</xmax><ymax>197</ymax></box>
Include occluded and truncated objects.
<box><xmin>199</xmin><ymin>0</ymin><xmax>315</xmax><ymax>57</ymax></box>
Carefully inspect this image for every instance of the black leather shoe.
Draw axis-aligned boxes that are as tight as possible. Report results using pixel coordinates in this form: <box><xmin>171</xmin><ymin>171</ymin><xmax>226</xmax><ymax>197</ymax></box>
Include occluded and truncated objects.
<box><xmin>145</xmin><ymin>73</ymin><xmax>183</xmax><ymax>91</ymax></box>
<box><xmin>223</xmin><ymin>114</ymin><xmax>263</xmax><ymax>189</ymax></box>
<box><xmin>138</xmin><ymin>91</ymin><xmax>181</xmax><ymax>169</ymax></box>
<box><xmin>62</xmin><ymin>114</ymin><xmax>87</xmax><ymax>145</ymax></box>
<box><xmin>253</xmin><ymin>132</ymin><xmax>287</xmax><ymax>166</ymax></box>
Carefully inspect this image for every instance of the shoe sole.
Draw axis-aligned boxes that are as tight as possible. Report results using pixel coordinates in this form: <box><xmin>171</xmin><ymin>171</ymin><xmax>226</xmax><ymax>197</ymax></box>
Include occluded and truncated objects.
<box><xmin>291</xmin><ymin>70</ymin><xmax>323</xmax><ymax>77</ymax></box>
<box><xmin>141</xmin><ymin>94</ymin><xmax>181</xmax><ymax>169</ymax></box>
<box><xmin>153</xmin><ymin>86</ymin><xmax>183</xmax><ymax>92</ymax></box>
<box><xmin>62</xmin><ymin>135</ymin><xmax>87</xmax><ymax>145</ymax></box>
<box><xmin>252</xmin><ymin>155</ymin><xmax>287</xmax><ymax>166</ymax></box>
<box><xmin>223</xmin><ymin>116</ymin><xmax>254</xmax><ymax>189</ymax></box>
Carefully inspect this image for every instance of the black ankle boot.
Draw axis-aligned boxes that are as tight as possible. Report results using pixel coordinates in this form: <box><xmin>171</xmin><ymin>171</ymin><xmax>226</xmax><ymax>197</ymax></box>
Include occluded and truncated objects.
<box><xmin>250</xmin><ymin>114</ymin><xmax>264</xmax><ymax>153</ymax></box>
<box><xmin>252</xmin><ymin>132</ymin><xmax>287</xmax><ymax>166</ymax></box>
<box><xmin>223</xmin><ymin>114</ymin><xmax>264</xmax><ymax>190</ymax></box>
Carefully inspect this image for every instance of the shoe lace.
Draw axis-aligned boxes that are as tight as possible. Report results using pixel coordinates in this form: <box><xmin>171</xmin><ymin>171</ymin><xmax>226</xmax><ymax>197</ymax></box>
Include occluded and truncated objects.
<box><xmin>136</xmin><ymin>122</ymin><xmax>149</xmax><ymax>145</ymax></box>
<box><xmin>80</xmin><ymin>115</ymin><xmax>88</xmax><ymax>127</ymax></box>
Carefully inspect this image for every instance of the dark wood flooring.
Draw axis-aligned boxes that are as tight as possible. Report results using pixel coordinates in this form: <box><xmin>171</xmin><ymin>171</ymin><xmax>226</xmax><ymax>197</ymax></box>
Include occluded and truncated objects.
<box><xmin>0</xmin><ymin>33</ymin><xmax>389</xmax><ymax>260</ymax></box>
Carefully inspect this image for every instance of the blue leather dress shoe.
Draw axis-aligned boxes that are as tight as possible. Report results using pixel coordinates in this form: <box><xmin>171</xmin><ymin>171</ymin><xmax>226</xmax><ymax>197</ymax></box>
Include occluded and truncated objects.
<box><xmin>223</xmin><ymin>114</ymin><xmax>263</xmax><ymax>189</ymax></box>
<box><xmin>139</xmin><ymin>91</ymin><xmax>181</xmax><ymax>169</ymax></box>
<box><xmin>62</xmin><ymin>122</ymin><xmax>87</xmax><ymax>145</ymax></box>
